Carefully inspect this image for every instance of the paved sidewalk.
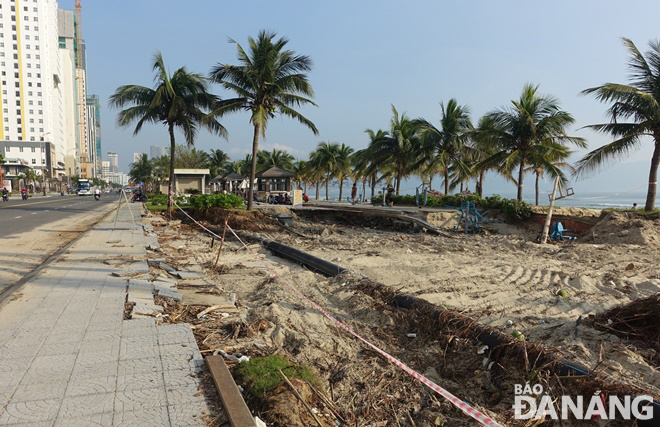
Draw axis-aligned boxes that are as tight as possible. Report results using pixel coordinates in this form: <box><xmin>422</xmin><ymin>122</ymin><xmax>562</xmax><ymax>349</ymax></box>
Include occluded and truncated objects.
<box><xmin>0</xmin><ymin>205</ymin><xmax>211</xmax><ymax>426</ymax></box>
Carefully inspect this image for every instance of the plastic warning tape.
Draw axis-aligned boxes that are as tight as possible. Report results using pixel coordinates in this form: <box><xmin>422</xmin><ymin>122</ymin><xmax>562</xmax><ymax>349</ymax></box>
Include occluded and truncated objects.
<box><xmin>173</xmin><ymin>203</ymin><xmax>503</xmax><ymax>427</ymax></box>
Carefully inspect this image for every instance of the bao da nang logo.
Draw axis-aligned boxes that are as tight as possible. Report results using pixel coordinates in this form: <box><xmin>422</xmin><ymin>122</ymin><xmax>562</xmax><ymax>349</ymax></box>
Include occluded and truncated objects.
<box><xmin>513</xmin><ymin>383</ymin><xmax>654</xmax><ymax>421</ymax></box>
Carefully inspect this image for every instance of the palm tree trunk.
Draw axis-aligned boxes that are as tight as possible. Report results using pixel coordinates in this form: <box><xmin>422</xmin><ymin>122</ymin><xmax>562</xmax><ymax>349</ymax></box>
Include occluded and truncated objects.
<box><xmin>535</xmin><ymin>171</ymin><xmax>540</xmax><ymax>206</ymax></box>
<box><xmin>395</xmin><ymin>171</ymin><xmax>402</xmax><ymax>194</ymax></box>
<box><xmin>444</xmin><ymin>170</ymin><xmax>449</xmax><ymax>195</ymax></box>
<box><xmin>429</xmin><ymin>175</ymin><xmax>433</xmax><ymax>190</ymax></box>
<box><xmin>167</xmin><ymin>122</ymin><xmax>176</xmax><ymax>214</ymax></box>
<box><xmin>338</xmin><ymin>176</ymin><xmax>343</xmax><ymax>201</ymax></box>
<box><xmin>315</xmin><ymin>181</ymin><xmax>319</xmax><ymax>200</ymax></box>
<box><xmin>325</xmin><ymin>173</ymin><xmax>329</xmax><ymax>200</ymax></box>
<box><xmin>370</xmin><ymin>174</ymin><xmax>376</xmax><ymax>200</ymax></box>
<box><xmin>645</xmin><ymin>139</ymin><xmax>660</xmax><ymax>211</ymax></box>
<box><xmin>247</xmin><ymin>124</ymin><xmax>260</xmax><ymax>210</ymax></box>
<box><xmin>478</xmin><ymin>170</ymin><xmax>485</xmax><ymax>197</ymax></box>
<box><xmin>517</xmin><ymin>161</ymin><xmax>525</xmax><ymax>201</ymax></box>
<box><xmin>362</xmin><ymin>179</ymin><xmax>366</xmax><ymax>203</ymax></box>
<box><xmin>460</xmin><ymin>181</ymin><xmax>464</xmax><ymax>192</ymax></box>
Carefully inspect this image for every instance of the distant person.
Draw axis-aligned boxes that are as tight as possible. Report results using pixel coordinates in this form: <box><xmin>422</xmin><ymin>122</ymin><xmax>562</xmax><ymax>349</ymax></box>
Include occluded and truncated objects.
<box><xmin>632</xmin><ymin>203</ymin><xmax>638</xmax><ymax>210</ymax></box>
<box><xmin>386</xmin><ymin>185</ymin><xmax>395</xmax><ymax>207</ymax></box>
<box><xmin>302</xmin><ymin>193</ymin><xmax>310</xmax><ymax>203</ymax></box>
<box><xmin>351</xmin><ymin>183</ymin><xmax>358</xmax><ymax>205</ymax></box>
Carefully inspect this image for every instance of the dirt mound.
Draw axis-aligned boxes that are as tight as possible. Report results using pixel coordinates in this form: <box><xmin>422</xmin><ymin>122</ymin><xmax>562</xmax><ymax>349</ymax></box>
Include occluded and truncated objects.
<box><xmin>582</xmin><ymin>210</ymin><xmax>660</xmax><ymax>246</ymax></box>
<box><xmin>531</xmin><ymin>206</ymin><xmax>602</xmax><ymax>217</ymax></box>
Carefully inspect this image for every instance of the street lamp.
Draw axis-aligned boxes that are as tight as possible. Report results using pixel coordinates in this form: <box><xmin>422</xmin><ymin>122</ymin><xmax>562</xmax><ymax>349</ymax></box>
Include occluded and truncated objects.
<box><xmin>40</xmin><ymin>132</ymin><xmax>51</xmax><ymax>196</ymax></box>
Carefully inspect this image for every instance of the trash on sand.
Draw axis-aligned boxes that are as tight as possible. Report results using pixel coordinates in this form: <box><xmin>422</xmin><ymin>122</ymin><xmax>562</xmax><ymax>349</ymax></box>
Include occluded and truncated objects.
<box><xmin>220</xmin><ymin>312</ymin><xmax>230</xmax><ymax>318</ymax></box>
<box><xmin>477</xmin><ymin>345</ymin><xmax>489</xmax><ymax>354</ymax></box>
<box><xmin>511</xmin><ymin>331</ymin><xmax>525</xmax><ymax>341</ymax></box>
<box><xmin>238</xmin><ymin>355</ymin><xmax>250</xmax><ymax>363</ymax></box>
<box><xmin>506</xmin><ymin>320</ymin><xmax>513</xmax><ymax>326</ymax></box>
<box><xmin>406</xmin><ymin>333</ymin><xmax>417</xmax><ymax>338</ymax></box>
<box><xmin>254</xmin><ymin>416</ymin><xmax>266</xmax><ymax>427</ymax></box>
<box><xmin>556</xmin><ymin>289</ymin><xmax>568</xmax><ymax>297</ymax></box>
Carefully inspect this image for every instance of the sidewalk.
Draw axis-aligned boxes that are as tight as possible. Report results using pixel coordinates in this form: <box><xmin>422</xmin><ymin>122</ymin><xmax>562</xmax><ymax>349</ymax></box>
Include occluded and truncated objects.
<box><xmin>0</xmin><ymin>204</ymin><xmax>212</xmax><ymax>426</ymax></box>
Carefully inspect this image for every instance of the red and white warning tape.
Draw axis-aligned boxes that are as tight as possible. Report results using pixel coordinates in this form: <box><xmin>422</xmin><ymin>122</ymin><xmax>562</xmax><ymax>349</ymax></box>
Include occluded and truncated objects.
<box><xmin>173</xmin><ymin>203</ymin><xmax>503</xmax><ymax>427</ymax></box>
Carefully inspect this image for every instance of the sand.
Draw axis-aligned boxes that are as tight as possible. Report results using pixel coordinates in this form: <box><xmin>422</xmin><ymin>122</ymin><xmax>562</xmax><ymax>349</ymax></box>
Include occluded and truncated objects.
<box><xmin>246</xmin><ymin>210</ymin><xmax>660</xmax><ymax>396</ymax></box>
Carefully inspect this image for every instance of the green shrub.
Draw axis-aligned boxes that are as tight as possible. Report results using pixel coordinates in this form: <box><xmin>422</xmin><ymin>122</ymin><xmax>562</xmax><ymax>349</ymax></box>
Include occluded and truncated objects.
<box><xmin>185</xmin><ymin>188</ymin><xmax>201</xmax><ymax>195</ymax></box>
<box><xmin>189</xmin><ymin>193</ymin><xmax>244</xmax><ymax>210</ymax></box>
<box><xmin>234</xmin><ymin>355</ymin><xmax>321</xmax><ymax>398</ymax></box>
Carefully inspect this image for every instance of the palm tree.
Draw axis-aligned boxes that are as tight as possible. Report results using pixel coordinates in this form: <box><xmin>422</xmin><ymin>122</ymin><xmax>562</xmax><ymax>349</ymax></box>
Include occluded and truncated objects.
<box><xmin>415</xmin><ymin>99</ymin><xmax>473</xmax><ymax>195</ymax></box>
<box><xmin>524</xmin><ymin>147</ymin><xmax>574</xmax><ymax>205</ymax></box>
<box><xmin>209</xmin><ymin>149</ymin><xmax>229</xmax><ymax>177</ymax></box>
<box><xmin>109</xmin><ymin>52</ymin><xmax>224</xmax><ymax>212</ymax></box>
<box><xmin>578</xmin><ymin>38</ymin><xmax>660</xmax><ymax>211</ymax></box>
<box><xmin>310</xmin><ymin>142</ymin><xmax>339</xmax><ymax>200</ymax></box>
<box><xmin>150</xmin><ymin>155</ymin><xmax>170</xmax><ymax>192</ymax></box>
<box><xmin>291</xmin><ymin>160</ymin><xmax>309</xmax><ymax>191</ymax></box>
<box><xmin>334</xmin><ymin>144</ymin><xmax>354</xmax><ymax>202</ymax></box>
<box><xmin>479</xmin><ymin>84</ymin><xmax>585</xmax><ymax>201</ymax></box>
<box><xmin>129</xmin><ymin>153</ymin><xmax>153</xmax><ymax>189</ymax></box>
<box><xmin>258</xmin><ymin>149</ymin><xmax>295</xmax><ymax>171</ymax></box>
<box><xmin>368</xmin><ymin>106</ymin><xmax>422</xmax><ymax>194</ymax></box>
<box><xmin>361</xmin><ymin>129</ymin><xmax>389</xmax><ymax>200</ymax></box>
<box><xmin>208</xmin><ymin>30</ymin><xmax>318</xmax><ymax>210</ymax></box>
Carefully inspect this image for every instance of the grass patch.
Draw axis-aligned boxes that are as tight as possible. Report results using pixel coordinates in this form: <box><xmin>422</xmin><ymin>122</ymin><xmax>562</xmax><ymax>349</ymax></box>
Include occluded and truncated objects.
<box><xmin>234</xmin><ymin>354</ymin><xmax>321</xmax><ymax>398</ymax></box>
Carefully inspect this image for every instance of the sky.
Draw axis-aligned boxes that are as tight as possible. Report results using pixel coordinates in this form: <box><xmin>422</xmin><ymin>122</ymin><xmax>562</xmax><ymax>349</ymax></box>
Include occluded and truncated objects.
<box><xmin>60</xmin><ymin>0</ymin><xmax>660</xmax><ymax>199</ymax></box>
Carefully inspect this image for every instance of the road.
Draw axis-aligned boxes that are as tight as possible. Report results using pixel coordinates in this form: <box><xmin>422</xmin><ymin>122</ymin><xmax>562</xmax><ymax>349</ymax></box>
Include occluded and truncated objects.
<box><xmin>0</xmin><ymin>193</ymin><xmax>122</xmax><ymax>295</ymax></box>
<box><xmin>0</xmin><ymin>194</ymin><xmax>116</xmax><ymax>237</ymax></box>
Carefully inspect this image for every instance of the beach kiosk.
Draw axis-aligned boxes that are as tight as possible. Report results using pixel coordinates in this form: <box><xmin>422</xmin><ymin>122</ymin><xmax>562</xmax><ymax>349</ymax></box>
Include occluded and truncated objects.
<box><xmin>255</xmin><ymin>166</ymin><xmax>295</xmax><ymax>198</ymax></box>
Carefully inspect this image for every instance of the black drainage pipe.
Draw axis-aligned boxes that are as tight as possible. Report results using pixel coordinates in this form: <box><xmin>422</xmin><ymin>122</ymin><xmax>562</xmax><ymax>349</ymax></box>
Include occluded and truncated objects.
<box><xmin>208</xmin><ymin>226</ymin><xmax>659</xmax><ymax>425</ymax></box>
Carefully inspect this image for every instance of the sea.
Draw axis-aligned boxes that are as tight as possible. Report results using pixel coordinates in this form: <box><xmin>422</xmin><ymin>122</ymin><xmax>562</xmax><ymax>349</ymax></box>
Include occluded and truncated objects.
<box><xmin>304</xmin><ymin>181</ymin><xmax>652</xmax><ymax>209</ymax></box>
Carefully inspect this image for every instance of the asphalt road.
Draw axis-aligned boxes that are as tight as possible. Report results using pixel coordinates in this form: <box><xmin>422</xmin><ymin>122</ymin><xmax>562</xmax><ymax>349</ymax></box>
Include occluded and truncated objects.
<box><xmin>0</xmin><ymin>194</ymin><xmax>118</xmax><ymax>238</ymax></box>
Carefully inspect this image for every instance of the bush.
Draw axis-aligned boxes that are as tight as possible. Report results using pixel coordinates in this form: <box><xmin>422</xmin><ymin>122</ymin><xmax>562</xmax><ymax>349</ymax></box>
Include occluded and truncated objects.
<box><xmin>189</xmin><ymin>193</ymin><xmax>244</xmax><ymax>210</ymax></box>
<box><xmin>372</xmin><ymin>193</ymin><xmax>532</xmax><ymax>221</ymax></box>
<box><xmin>185</xmin><ymin>188</ymin><xmax>201</xmax><ymax>195</ymax></box>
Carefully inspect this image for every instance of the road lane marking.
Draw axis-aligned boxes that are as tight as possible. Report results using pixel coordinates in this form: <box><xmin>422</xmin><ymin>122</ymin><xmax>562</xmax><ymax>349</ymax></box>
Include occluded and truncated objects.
<box><xmin>14</xmin><ymin>216</ymin><xmax>21</xmax><ymax>219</ymax></box>
<box><xmin>0</xmin><ymin>198</ymin><xmax>76</xmax><ymax>209</ymax></box>
<box><xmin>31</xmin><ymin>212</ymin><xmax>37</xmax><ymax>215</ymax></box>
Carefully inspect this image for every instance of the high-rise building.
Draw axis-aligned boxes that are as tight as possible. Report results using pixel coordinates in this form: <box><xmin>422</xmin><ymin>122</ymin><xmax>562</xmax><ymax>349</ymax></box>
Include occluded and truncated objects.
<box><xmin>86</xmin><ymin>94</ymin><xmax>101</xmax><ymax>177</ymax></box>
<box><xmin>150</xmin><ymin>145</ymin><xmax>165</xmax><ymax>160</ymax></box>
<box><xmin>133</xmin><ymin>152</ymin><xmax>145</xmax><ymax>164</ymax></box>
<box><xmin>57</xmin><ymin>8</ymin><xmax>78</xmax><ymax>179</ymax></box>
<box><xmin>0</xmin><ymin>0</ymin><xmax>66</xmax><ymax>183</ymax></box>
<box><xmin>107</xmin><ymin>151</ymin><xmax>118</xmax><ymax>173</ymax></box>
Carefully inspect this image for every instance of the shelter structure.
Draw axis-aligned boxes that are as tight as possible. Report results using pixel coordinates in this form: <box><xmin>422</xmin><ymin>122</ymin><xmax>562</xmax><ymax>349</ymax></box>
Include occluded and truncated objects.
<box><xmin>255</xmin><ymin>166</ymin><xmax>294</xmax><ymax>196</ymax></box>
<box><xmin>159</xmin><ymin>169</ymin><xmax>209</xmax><ymax>195</ymax></box>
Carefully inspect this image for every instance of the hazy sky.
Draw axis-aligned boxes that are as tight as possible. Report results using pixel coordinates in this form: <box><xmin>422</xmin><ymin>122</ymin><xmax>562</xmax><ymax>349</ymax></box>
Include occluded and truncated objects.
<box><xmin>60</xmin><ymin>0</ymin><xmax>660</xmax><ymax>197</ymax></box>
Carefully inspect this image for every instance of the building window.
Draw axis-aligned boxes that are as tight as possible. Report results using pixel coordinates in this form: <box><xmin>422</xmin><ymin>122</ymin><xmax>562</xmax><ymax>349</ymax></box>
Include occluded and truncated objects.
<box><xmin>31</xmin><ymin>147</ymin><xmax>35</xmax><ymax>152</ymax></box>
<box><xmin>31</xmin><ymin>159</ymin><xmax>35</xmax><ymax>164</ymax></box>
<box><xmin>19</xmin><ymin>146</ymin><xmax>23</xmax><ymax>152</ymax></box>
<box><xmin>30</xmin><ymin>137</ymin><xmax>34</xmax><ymax>141</ymax></box>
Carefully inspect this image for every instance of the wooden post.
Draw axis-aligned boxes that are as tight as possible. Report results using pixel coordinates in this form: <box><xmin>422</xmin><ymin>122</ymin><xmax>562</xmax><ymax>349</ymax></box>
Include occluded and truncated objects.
<box><xmin>213</xmin><ymin>215</ymin><xmax>230</xmax><ymax>268</ymax></box>
<box><xmin>540</xmin><ymin>177</ymin><xmax>560</xmax><ymax>244</ymax></box>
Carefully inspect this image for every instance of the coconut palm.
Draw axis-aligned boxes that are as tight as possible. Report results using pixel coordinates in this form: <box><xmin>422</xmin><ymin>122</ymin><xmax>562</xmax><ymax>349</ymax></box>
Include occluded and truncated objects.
<box><xmin>129</xmin><ymin>153</ymin><xmax>152</xmax><ymax>188</ymax></box>
<box><xmin>479</xmin><ymin>84</ymin><xmax>585</xmax><ymax>201</ymax></box>
<box><xmin>208</xmin><ymin>30</ymin><xmax>318</xmax><ymax>210</ymax></box>
<box><xmin>109</xmin><ymin>52</ymin><xmax>225</xmax><ymax>212</ymax></box>
<box><xmin>415</xmin><ymin>99</ymin><xmax>473</xmax><ymax>195</ymax></box>
<box><xmin>150</xmin><ymin>155</ymin><xmax>170</xmax><ymax>192</ymax></box>
<box><xmin>368</xmin><ymin>106</ymin><xmax>422</xmax><ymax>194</ymax></box>
<box><xmin>209</xmin><ymin>149</ymin><xmax>229</xmax><ymax>177</ymax></box>
<box><xmin>258</xmin><ymin>149</ymin><xmax>295</xmax><ymax>171</ymax></box>
<box><xmin>310</xmin><ymin>142</ymin><xmax>339</xmax><ymax>200</ymax></box>
<box><xmin>334</xmin><ymin>144</ymin><xmax>354</xmax><ymax>202</ymax></box>
<box><xmin>578</xmin><ymin>38</ymin><xmax>660</xmax><ymax>211</ymax></box>
<box><xmin>361</xmin><ymin>129</ymin><xmax>390</xmax><ymax>200</ymax></box>
<box><xmin>291</xmin><ymin>160</ymin><xmax>309</xmax><ymax>191</ymax></box>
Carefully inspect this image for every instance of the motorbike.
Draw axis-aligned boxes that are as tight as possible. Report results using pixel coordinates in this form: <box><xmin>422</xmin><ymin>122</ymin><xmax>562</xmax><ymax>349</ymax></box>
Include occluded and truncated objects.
<box><xmin>2</xmin><ymin>193</ymin><xmax>8</xmax><ymax>202</ymax></box>
<box><xmin>94</xmin><ymin>193</ymin><xmax>101</xmax><ymax>201</ymax></box>
<box><xmin>21</xmin><ymin>191</ymin><xmax>28</xmax><ymax>201</ymax></box>
<box><xmin>61</xmin><ymin>190</ymin><xmax>65</xmax><ymax>197</ymax></box>
<box><xmin>131</xmin><ymin>194</ymin><xmax>147</xmax><ymax>203</ymax></box>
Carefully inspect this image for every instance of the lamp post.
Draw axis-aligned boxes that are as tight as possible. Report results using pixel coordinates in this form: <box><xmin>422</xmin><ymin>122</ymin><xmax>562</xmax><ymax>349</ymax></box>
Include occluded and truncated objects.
<box><xmin>40</xmin><ymin>132</ymin><xmax>51</xmax><ymax>196</ymax></box>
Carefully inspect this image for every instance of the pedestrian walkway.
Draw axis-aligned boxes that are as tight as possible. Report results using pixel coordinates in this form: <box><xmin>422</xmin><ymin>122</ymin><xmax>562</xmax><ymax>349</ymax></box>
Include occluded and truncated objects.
<box><xmin>0</xmin><ymin>205</ymin><xmax>212</xmax><ymax>426</ymax></box>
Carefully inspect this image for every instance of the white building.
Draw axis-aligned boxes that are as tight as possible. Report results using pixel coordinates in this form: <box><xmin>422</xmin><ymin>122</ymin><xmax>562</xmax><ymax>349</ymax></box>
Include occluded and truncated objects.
<box><xmin>0</xmin><ymin>0</ymin><xmax>65</xmax><ymax>182</ymax></box>
<box><xmin>57</xmin><ymin>7</ymin><xmax>78</xmax><ymax>179</ymax></box>
<box><xmin>107</xmin><ymin>150</ymin><xmax>118</xmax><ymax>173</ymax></box>
<box><xmin>150</xmin><ymin>145</ymin><xmax>165</xmax><ymax>159</ymax></box>
<box><xmin>133</xmin><ymin>152</ymin><xmax>145</xmax><ymax>164</ymax></box>
<box><xmin>86</xmin><ymin>94</ymin><xmax>100</xmax><ymax>176</ymax></box>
